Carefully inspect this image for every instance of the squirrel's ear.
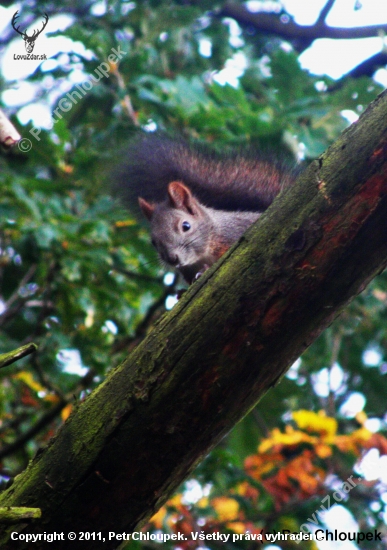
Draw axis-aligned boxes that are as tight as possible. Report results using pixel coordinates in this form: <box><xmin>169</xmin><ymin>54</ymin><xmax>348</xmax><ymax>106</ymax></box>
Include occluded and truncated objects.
<box><xmin>138</xmin><ymin>197</ymin><xmax>155</xmax><ymax>221</ymax></box>
<box><xmin>167</xmin><ymin>181</ymin><xmax>198</xmax><ymax>215</ymax></box>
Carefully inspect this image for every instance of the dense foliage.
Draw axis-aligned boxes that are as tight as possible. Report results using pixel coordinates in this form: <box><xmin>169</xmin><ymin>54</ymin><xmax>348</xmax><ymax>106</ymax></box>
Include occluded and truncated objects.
<box><xmin>1</xmin><ymin>1</ymin><xmax>387</xmax><ymax>548</ymax></box>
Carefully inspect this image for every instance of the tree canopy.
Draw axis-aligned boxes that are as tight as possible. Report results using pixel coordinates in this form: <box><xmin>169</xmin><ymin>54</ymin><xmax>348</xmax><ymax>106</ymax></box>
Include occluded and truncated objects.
<box><xmin>1</xmin><ymin>1</ymin><xmax>387</xmax><ymax>548</ymax></box>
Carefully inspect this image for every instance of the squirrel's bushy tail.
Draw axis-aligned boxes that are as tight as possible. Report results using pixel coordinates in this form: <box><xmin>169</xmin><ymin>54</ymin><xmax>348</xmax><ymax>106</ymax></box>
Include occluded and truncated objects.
<box><xmin>113</xmin><ymin>133</ymin><xmax>297</xmax><ymax>213</ymax></box>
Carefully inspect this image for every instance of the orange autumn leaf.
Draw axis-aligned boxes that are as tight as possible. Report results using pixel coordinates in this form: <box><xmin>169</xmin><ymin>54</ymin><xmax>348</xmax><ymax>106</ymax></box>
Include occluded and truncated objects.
<box><xmin>260</xmin><ymin>450</ymin><xmax>325</xmax><ymax>508</ymax></box>
<box><xmin>315</xmin><ymin>442</ymin><xmax>333</xmax><ymax>458</ymax></box>
<box><xmin>245</xmin><ymin>451</ymin><xmax>283</xmax><ymax>479</ymax></box>
<box><xmin>335</xmin><ymin>427</ymin><xmax>373</xmax><ymax>454</ymax></box>
<box><xmin>285</xmin><ymin>451</ymin><xmax>324</xmax><ymax>493</ymax></box>
<box><xmin>365</xmin><ymin>433</ymin><xmax>387</xmax><ymax>455</ymax></box>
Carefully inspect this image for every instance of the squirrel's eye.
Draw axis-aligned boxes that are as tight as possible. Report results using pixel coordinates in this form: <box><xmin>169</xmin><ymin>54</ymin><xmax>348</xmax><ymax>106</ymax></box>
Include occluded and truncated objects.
<box><xmin>182</xmin><ymin>221</ymin><xmax>191</xmax><ymax>232</ymax></box>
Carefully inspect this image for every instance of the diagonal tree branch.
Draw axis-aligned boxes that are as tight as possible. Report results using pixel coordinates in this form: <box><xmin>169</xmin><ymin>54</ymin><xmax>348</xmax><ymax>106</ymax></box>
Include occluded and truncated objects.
<box><xmin>0</xmin><ymin>344</ymin><xmax>37</xmax><ymax>370</ymax></box>
<box><xmin>1</xmin><ymin>89</ymin><xmax>387</xmax><ymax>548</ymax></box>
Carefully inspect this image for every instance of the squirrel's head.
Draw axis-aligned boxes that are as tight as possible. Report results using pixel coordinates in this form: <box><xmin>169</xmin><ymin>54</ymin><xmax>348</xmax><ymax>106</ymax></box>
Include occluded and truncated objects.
<box><xmin>139</xmin><ymin>181</ymin><xmax>214</xmax><ymax>283</ymax></box>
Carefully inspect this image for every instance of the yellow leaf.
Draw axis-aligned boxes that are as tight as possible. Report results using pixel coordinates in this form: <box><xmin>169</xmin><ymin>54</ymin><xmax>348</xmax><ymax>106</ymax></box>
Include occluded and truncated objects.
<box><xmin>212</xmin><ymin>497</ymin><xmax>239</xmax><ymax>522</ymax></box>
<box><xmin>259</xmin><ymin>425</ymin><xmax>313</xmax><ymax>453</ymax></box>
<box><xmin>197</xmin><ymin>497</ymin><xmax>209</xmax><ymax>508</ymax></box>
<box><xmin>292</xmin><ymin>409</ymin><xmax>337</xmax><ymax>439</ymax></box>
<box><xmin>355</xmin><ymin>411</ymin><xmax>367</xmax><ymax>425</ymax></box>
<box><xmin>167</xmin><ymin>494</ymin><xmax>183</xmax><ymax>508</ymax></box>
<box><xmin>14</xmin><ymin>371</ymin><xmax>45</xmax><ymax>395</ymax></box>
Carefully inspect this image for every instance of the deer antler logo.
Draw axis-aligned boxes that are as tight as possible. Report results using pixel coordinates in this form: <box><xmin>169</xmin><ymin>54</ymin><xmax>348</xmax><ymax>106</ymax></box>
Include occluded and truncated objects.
<box><xmin>12</xmin><ymin>11</ymin><xmax>49</xmax><ymax>54</ymax></box>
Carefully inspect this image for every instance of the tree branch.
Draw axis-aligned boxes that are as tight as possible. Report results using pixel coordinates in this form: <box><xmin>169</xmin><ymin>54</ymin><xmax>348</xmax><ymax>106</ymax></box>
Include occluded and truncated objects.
<box><xmin>0</xmin><ymin>507</ymin><xmax>41</xmax><ymax>524</ymax></box>
<box><xmin>347</xmin><ymin>51</ymin><xmax>387</xmax><ymax>78</ymax></box>
<box><xmin>218</xmin><ymin>2</ymin><xmax>387</xmax><ymax>52</ymax></box>
<box><xmin>0</xmin><ymin>344</ymin><xmax>37</xmax><ymax>370</ymax></box>
<box><xmin>1</xmin><ymin>89</ymin><xmax>387</xmax><ymax>548</ymax></box>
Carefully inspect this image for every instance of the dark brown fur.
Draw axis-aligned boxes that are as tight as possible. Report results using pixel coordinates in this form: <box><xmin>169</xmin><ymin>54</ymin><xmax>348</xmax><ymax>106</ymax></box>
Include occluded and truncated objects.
<box><xmin>114</xmin><ymin>134</ymin><xmax>297</xmax><ymax>213</ymax></box>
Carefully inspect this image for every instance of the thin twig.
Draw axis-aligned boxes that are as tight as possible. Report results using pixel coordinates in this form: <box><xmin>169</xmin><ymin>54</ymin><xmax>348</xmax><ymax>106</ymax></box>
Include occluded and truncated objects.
<box><xmin>111</xmin><ymin>64</ymin><xmax>139</xmax><ymax>126</ymax></box>
<box><xmin>0</xmin><ymin>343</ymin><xmax>38</xmax><ymax>370</ymax></box>
<box><xmin>4</xmin><ymin>264</ymin><xmax>37</xmax><ymax>310</ymax></box>
<box><xmin>317</xmin><ymin>0</ymin><xmax>336</xmax><ymax>24</ymax></box>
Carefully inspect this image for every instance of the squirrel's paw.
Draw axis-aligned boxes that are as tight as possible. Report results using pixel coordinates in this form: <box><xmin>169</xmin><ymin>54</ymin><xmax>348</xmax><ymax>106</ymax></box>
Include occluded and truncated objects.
<box><xmin>193</xmin><ymin>264</ymin><xmax>210</xmax><ymax>282</ymax></box>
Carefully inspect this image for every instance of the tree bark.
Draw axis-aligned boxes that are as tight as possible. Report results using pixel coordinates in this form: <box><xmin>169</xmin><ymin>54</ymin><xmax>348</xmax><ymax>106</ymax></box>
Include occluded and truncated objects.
<box><xmin>1</xmin><ymin>90</ymin><xmax>387</xmax><ymax>549</ymax></box>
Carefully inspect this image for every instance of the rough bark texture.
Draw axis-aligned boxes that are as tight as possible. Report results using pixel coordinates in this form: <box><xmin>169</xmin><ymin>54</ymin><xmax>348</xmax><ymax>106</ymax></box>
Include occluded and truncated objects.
<box><xmin>1</xmin><ymin>90</ymin><xmax>387</xmax><ymax>549</ymax></box>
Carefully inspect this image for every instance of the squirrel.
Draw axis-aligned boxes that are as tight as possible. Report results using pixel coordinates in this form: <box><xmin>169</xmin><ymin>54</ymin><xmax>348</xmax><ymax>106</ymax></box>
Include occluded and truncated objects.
<box><xmin>115</xmin><ymin>134</ymin><xmax>297</xmax><ymax>284</ymax></box>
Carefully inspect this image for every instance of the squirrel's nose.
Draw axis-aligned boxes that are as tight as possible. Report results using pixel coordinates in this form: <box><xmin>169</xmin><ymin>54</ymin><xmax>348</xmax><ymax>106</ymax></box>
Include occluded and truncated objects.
<box><xmin>166</xmin><ymin>253</ymin><xmax>179</xmax><ymax>266</ymax></box>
